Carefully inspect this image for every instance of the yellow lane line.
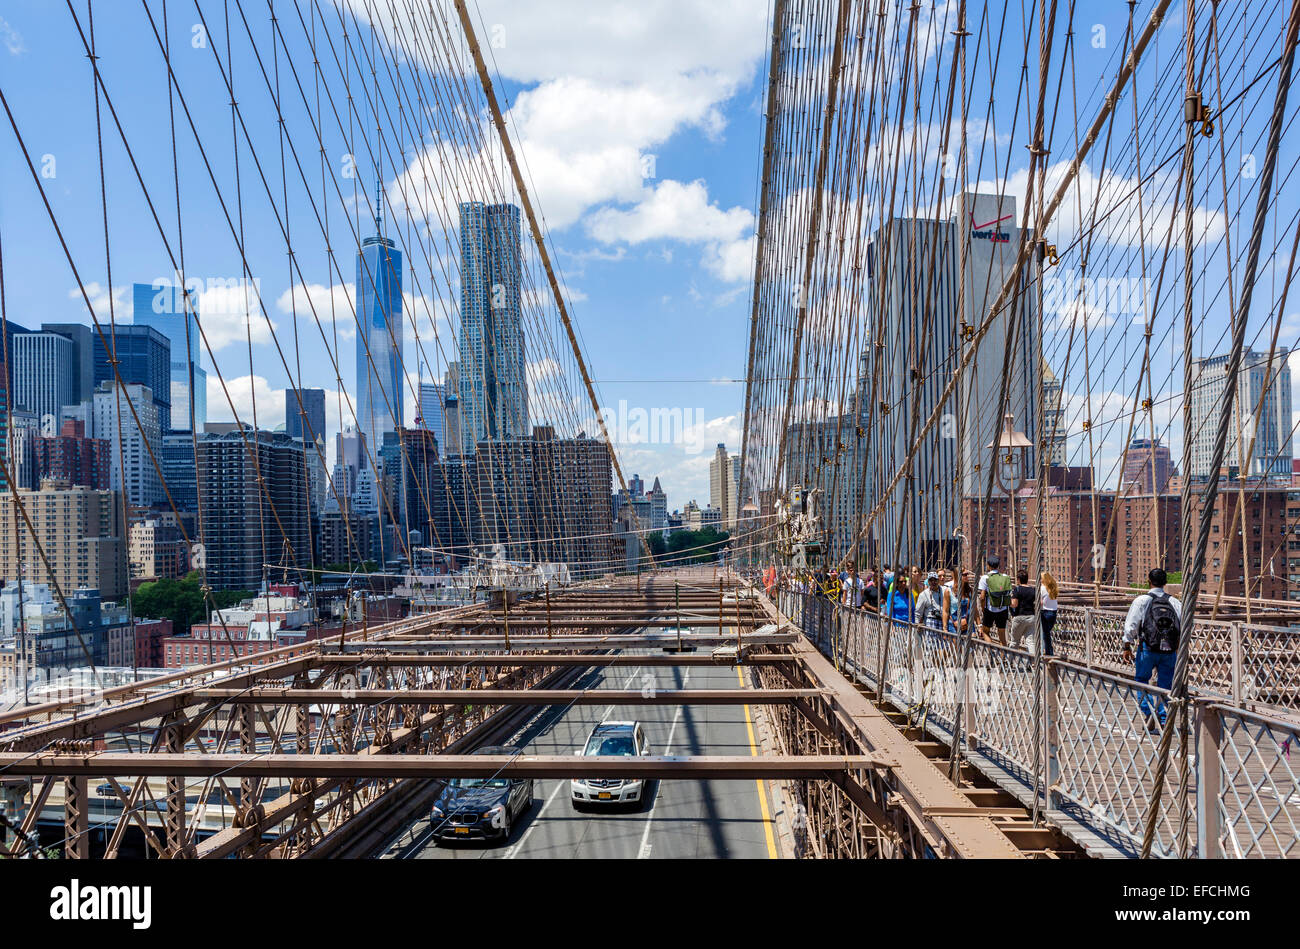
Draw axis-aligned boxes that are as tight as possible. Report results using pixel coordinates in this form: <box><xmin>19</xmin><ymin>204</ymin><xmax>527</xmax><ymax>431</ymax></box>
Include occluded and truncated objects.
<box><xmin>738</xmin><ymin>665</ymin><xmax>779</xmax><ymax>859</ymax></box>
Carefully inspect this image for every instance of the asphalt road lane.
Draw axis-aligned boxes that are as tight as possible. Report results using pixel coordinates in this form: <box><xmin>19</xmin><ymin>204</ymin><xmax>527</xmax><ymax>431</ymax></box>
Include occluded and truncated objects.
<box><xmin>388</xmin><ymin>650</ymin><xmax>779</xmax><ymax>859</ymax></box>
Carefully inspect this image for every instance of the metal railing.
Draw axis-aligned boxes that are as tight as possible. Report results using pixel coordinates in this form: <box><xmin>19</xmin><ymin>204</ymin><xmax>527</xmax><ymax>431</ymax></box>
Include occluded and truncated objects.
<box><xmin>1052</xmin><ymin>605</ymin><xmax>1300</xmax><ymax>714</ymax></box>
<box><xmin>777</xmin><ymin>589</ymin><xmax>1300</xmax><ymax>858</ymax></box>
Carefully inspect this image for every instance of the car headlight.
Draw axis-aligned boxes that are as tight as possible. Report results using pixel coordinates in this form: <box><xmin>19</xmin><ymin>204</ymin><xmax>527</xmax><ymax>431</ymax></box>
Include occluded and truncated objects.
<box><xmin>484</xmin><ymin>804</ymin><xmax>505</xmax><ymax>820</ymax></box>
<box><xmin>431</xmin><ymin>805</ymin><xmax>444</xmax><ymax>819</ymax></box>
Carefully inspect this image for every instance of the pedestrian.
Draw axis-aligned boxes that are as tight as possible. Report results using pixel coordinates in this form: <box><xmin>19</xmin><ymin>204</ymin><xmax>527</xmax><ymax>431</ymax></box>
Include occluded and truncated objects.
<box><xmin>944</xmin><ymin>568</ymin><xmax>971</xmax><ymax>635</ymax></box>
<box><xmin>1039</xmin><ymin>571</ymin><xmax>1059</xmax><ymax>656</ymax></box>
<box><xmin>1008</xmin><ymin>568</ymin><xmax>1038</xmax><ymax>650</ymax></box>
<box><xmin>841</xmin><ymin>563</ymin><xmax>865</xmax><ymax>608</ymax></box>
<box><xmin>978</xmin><ymin>555</ymin><xmax>1013</xmax><ymax>645</ymax></box>
<box><xmin>864</xmin><ymin>564</ymin><xmax>881</xmax><ymax>612</ymax></box>
<box><xmin>885</xmin><ymin>573</ymin><xmax>913</xmax><ymax>624</ymax></box>
<box><xmin>1121</xmin><ymin>568</ymin><xmax>1182</xmax><ymax>731</ymax></box>
<box><xmin>916</xmin><ymin>572</ymin><xmax>946</xmax><ymax>629</ymax></box>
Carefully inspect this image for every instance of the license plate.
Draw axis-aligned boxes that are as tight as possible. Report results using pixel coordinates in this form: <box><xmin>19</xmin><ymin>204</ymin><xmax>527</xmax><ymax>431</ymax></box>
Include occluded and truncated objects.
<box><xmin>598</xmin><ymin>792</ymin><xmax>612</xmax><ymax>800</ymax></box>
<box><xmin>454</xmin><ymin>827</ymin><xmax>469</xmax><ymax>834</ymax></box>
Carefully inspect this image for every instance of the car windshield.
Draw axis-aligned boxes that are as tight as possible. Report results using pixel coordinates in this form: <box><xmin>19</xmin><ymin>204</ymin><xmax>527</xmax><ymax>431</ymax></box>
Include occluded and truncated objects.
<box><xmin>448</xmin><ymin>777</ymin><xmax>509</xmax><ymax>789</ymax></box>
<box><xmin>586</xmin><ymin>733</ymin><xmax>636</xmax><ymax>756</ymax></box>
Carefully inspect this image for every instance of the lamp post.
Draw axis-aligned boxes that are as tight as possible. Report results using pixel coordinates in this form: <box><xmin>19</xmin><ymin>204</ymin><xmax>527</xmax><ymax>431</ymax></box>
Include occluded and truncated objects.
<box><xmin>987</xmin><ymin>413</ymin><xmax>1032</xmax><ymax>573</ymax></box>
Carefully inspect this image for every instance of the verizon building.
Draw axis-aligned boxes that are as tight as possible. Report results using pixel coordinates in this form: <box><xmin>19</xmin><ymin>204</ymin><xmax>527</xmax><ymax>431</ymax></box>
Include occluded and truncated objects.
<box><xmin>865</xmin><ymin>191</ymin><xmax>1041</xmax><ymax>567</ymax></box>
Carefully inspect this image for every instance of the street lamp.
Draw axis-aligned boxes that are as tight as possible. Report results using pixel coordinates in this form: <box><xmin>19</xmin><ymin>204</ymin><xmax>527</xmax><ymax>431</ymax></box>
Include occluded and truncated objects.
<box><xmin>987</xmin><ymin>413</ymin><xmax>1032</xmax><ymax>573</ymax></box>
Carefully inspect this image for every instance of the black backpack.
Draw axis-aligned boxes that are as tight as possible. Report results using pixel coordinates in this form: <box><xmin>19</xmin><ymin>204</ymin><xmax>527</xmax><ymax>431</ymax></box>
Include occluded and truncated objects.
<box><xmin>1141</xmin><ymin>592</ymin><xmax>1180</xmax><ymax>653</ymax></box>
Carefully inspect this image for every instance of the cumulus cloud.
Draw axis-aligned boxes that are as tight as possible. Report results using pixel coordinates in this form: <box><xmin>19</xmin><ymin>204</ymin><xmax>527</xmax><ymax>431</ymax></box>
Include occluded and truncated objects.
<box><xmin>587</xmin><ymin>179</ymin><xmax>756</xmax><ymax>283</ymax></box>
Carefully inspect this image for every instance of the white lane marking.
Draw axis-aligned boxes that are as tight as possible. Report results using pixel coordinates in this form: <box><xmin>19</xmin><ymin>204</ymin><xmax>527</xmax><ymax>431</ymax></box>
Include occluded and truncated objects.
<box><xmin>508</xmin><ymin>657</ymin><xmax>644</xmax><ymax>859</ymax></box>
<box><xmin>638</xmin><ymin>669</ymin><xmax>690</xmax><ymax>859</ymax></box>
<box><xmin>505</xmin><ymin>768</ymin><xmax>573</xmax><ymax>859</ymax></box>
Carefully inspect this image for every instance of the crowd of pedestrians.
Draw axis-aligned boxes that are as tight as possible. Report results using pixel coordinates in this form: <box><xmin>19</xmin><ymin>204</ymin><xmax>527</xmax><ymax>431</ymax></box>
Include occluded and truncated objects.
<box><xmin>770</xmin><ymin>558</ymin><xmax>1182</xmax><ymax>728</ymax></box>
<box><xmin>773</xmin><ymin>556</ymin><xmax>1062</xmax><ymax>655</ymax></box>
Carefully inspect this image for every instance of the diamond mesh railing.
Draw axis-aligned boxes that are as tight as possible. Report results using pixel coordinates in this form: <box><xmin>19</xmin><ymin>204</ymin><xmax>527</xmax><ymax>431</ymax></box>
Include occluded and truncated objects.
<box><xmin>775</xmin><ymin>589</ymin><xmax>1300</xmax><ymax>858</ymax></box>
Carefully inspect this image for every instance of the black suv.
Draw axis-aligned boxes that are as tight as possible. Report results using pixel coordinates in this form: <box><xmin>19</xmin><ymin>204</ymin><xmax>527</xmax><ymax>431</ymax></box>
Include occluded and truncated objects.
<box><xmin>429</xmin><ymin>745</ymin><xmax>534</xmax><ymax>844</ymax></box>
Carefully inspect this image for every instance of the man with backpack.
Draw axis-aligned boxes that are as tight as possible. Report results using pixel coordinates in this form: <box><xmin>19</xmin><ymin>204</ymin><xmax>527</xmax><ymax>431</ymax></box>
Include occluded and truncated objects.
<box><xmin>978</xmin><ymin>556</ymin><xmax>1013</xmax><ymax>645</ymax></box>
<box><xmin>1121</xmin><ymin>568</ymin><xmax>1183</xmax><ymax>731</ymax></box>
<box><xmin>1007</xmin><ymin>568</ymin><xmax>1037</xmax><ymax>650</ymax></box>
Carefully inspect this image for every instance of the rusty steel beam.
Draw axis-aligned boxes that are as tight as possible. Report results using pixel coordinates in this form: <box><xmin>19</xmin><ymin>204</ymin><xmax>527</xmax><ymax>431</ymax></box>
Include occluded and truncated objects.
<box><xmin>322</xmin><ymin>632</ymin><xmax>793</xmax><ymax>653</ymax></box>
<box><xmin>322</xmin><ymin>653</ymin><xmax>793</xmax><ymax>667</ymax></box>
<box><xmin>193</xmin><ymin>688</ymin><xmax>823</xmax><ymax>706</ymax></box>
<box><xmin>0</xmin><ymin>753</ymin><xmax>884</xmax><ymax>779</ymax></box>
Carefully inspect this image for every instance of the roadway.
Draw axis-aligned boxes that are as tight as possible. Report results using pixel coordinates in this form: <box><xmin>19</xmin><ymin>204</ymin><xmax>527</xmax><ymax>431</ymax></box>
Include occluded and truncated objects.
<box><xmin>383</xmin><ymin>647</ymin><xmax>781</xmax><ymax>860</ymax></box>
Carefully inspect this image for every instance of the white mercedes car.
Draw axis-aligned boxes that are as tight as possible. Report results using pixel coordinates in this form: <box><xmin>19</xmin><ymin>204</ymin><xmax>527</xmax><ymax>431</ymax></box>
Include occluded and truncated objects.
<box><xmin>571</xmin><ymin>720</ymin><xmax>651</xmax><ymax>809</ymax></box>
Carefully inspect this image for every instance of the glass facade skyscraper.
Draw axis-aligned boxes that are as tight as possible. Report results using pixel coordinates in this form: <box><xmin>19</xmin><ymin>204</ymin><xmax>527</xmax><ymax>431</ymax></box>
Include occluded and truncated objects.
<box><xmin>132</xmin><ymin>282</ymin><xmax>207</xmax><ymax>433</ymax></box>
<box><xmin>92</xmin><ymin>322</ymin><xmax>171</xmax><ymax>434</ymax></box>
<box><xmin>355</xmin><ymin>188</ymin><xmax>404</xmax><ymax>468</ymax></box>
<box><xmin>458</xmin><ymin>202</ymin><xmax>527</xmax><ymax>453</ymax></box>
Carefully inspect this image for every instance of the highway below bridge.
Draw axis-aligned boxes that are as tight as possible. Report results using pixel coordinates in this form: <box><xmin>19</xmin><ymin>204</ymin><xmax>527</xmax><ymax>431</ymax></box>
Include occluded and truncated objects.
<box><xmin>382</xmin><ymin>647</ymin><xmax>780</xmax><ymax>860</ymax></box>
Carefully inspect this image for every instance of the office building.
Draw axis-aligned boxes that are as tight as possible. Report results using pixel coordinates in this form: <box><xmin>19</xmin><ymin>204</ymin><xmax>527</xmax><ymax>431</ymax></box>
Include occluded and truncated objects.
<box><xmin>1189</xmin><ymin>348</ymin><xmax>1292</xmax><ymax>479</ymax></box>
<box><xmin>709</xmin><ymin>444</ymin><xmax>741</xmax><ymax>528</ymax></box>
<box><xmin>41</xmin><ymin>323</ymin><xmax>96</xmax><ymax>404</ymax></box>
<box><xmin>1122</xmin><ymin>437</ymin><xmax>1177</xmax><ymax>494</ymax></box>
<box><xmin>91</xmin><ymin>323</ymin><xmax>171</xmax><ymax>434</ymax></box>
<box><xmin>458</xmin><ymin>202</ymin><xmax>527</xmax><ymax>452</ymax></box>
<box><xmin>861</xmin><ymin>191</ymin><xmax>1041</xmax><ymax>566</ymax></box>
<box><xmin>34</xmin><ymin>418</ymin><xmax>110</xmax><ymax>490</ymax></box>
<box><xmin>0</xmin><ymin>480</ymin><xmax>128</xmax><ymax>600</ymax></box>
<box><xmin>132</xmin><ymin>282</ymin><xmax>207</xmax><ymax>433</ymax></box>
<box><xmin>94</xmin><ymin>380</ymin><xmax>163</xmax><ymax>507</ymax></box>
<box><xmin>355</xmin><ymin>181</ymin><xmax>404</xmax><ymax>467</ymax></box>
<box><xmin>285</xmin><ymin>386</ymin><xmax>326</xmax><ymax>444</ymax></box>
<box><xmin>195</xmin><ymin>430</ymin><xmax>312</xmax><ymax>590</ymax></box>
<box><xmin>11</xmin><ymin>331</ymin><xmax>77</xmax><ymax>422</ymax></box>
<box><xmin>160</xmin><ymin>432</ymin><xmax>199</xmax><ymax>512</ymax></box>
<box><xmin>6</xmin><ymin>411</ymin><xmax>40</xmax><ymax>491</ymax></box>
<box><xmin>418</xmin><ymin>381</ymin><xmax>446</xmax><ymax>456</ymax></box>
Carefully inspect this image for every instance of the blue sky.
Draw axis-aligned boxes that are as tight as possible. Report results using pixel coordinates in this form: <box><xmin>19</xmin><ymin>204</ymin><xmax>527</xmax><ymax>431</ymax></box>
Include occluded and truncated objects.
<box><xmin>0</xmin><ymin>0</ymin><xmax>1296</xmax><ymax>508</ymax></box>
<box><xmin>0</xmin><ymin>0</ymin><xmax>771</xmax><ymax>508</ymax></box>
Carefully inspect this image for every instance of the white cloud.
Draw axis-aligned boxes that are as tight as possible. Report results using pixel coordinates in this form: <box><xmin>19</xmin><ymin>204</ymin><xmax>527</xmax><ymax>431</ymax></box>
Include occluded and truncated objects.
<box><xmin>194</xmin><ymin>281</ymin><xmax>276</xmax><ymax>351</ymax></box>
<box><xmin>277</xmin><ymin>282</ymin><xmax>357</xmax><ymax>341</ymax></box>
<box><xmin>587</xmin><ymin>179</ymin><xmax>756</xmax><ymax>283</ymax></box>
<box><xmin>0</xmin><ymin>17</ymin><xmax>24</xmax><ymax>56</ymax></box>
<box><xmin>69</xmin><ymin>283</ymin><xmax>131</xmax><ymax>323</ymax></box>
<box><xmin>206</xmin><ymin>374</ymin><xmax>285</xmax><ymax>431</ymax></box>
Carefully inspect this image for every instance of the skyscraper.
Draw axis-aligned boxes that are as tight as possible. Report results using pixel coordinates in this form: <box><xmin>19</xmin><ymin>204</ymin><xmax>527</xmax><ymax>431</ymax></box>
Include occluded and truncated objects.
<box><xmin>709</xmin><ymin>444</ymin><xmax>741</xmax><ymax>528</ymax></box>
<box><xmin>92</xmin><ymin>323</ymin><xmax>172</xmax><ymax>434</ymax></box>
<box><xmin>1122</xmin><ymin>437</ymin><xmax>1177</xmax><ymax>494</ymax></box>
<box><xmin>12</xmin><ymin>331</ymin><xmax>77</xmax><ymax>422</ymax></box>
<box><xmin>195</xmin><ymin>430</ymin><xmax>311</xmax><ymax>590</ymax></box>
<box><xmin>1189</xmin><ymin>348</ymin><xmax>1292</xmax><ymax>478</ymax></box>
<box><xmin>94</xmin><ymin>380</ymin><xmax>163</xmax><ymax>506</ymax></box>
<box><xmin>418</xmin><ymin>380</ymin><xmax>446</xmax><ymax>456</ymax></box>
<box><xmin>861</xmin><ymin>191</ymin><xmax>1041</xmax><ymax>565</ymax></box>
<box><xmin>41</xmin><ymin>323</ymin><xmax>95</xmax><ymax>404</ymax></box>
<box><xmin>285</xmin><ymin>386</ymin><xmax>326</xmax><ymax>444</ymax></box>
<box><xmin>131</xmin><ymin>282</ymin><xmax>208</xmax><ymax>433</ymax></box>
<box><xmin>1042</xmin><ymin>362</ymin><xmax>1068</xmax><ymax>466</ymax></box>
<box><xmin>458</xmin><ymin>202</ymin><xmax>527</xmax><ymax>453</ymax></box>
<box><xmin>355</xmin><ymin>182</ymin><xmax>404</xmax><ymax>467</ymax></box>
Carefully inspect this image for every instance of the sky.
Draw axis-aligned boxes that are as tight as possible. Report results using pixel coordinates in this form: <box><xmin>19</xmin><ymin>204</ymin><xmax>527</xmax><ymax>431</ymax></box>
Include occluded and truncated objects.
<box><xmin>0</xmin><ymin>0</ymin><xmax>773</xmax><ymax>510</ymax></box>
<box><xmin>0</xmin><ymin>0</ymin><xmax>1297</xmax><ymax>513</ymax></box>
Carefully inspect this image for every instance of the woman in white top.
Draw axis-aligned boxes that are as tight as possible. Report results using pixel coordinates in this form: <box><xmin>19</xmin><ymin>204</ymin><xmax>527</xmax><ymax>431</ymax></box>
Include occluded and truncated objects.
<box><xmin>1039</xmin><ymin>571</ymin><xmax>1059</xmax><ymax>656</ymax></box>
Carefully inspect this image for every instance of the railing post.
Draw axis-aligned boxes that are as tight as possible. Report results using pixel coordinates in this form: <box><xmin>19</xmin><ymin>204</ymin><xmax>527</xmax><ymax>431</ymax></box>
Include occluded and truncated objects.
<box><xmin>1044</xmin><ymin>660</ymin><xmax>1060</xmax><ymax>811</ymax></box>
<box><xmin>1230</xmin><ymin>621</ymin><xmax>1243</xmax><ymax>706</ymax></box>
<box><xmin>1084</xmin><ymin>609</ymin><xmax>1095</xmax><ymax>668</ymax></box>
<box><xmin>1195</xmin><ymin>702</ymin><xmax>1223</xmax><ymax>859</ymax></box>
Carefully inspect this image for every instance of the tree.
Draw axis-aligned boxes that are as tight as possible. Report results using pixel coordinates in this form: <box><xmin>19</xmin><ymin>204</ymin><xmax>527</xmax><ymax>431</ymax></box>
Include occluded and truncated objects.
<box><xmin>131</xmin><ymin>574</ymin><xmax>252</xmax><ymax>635</ymax></box>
